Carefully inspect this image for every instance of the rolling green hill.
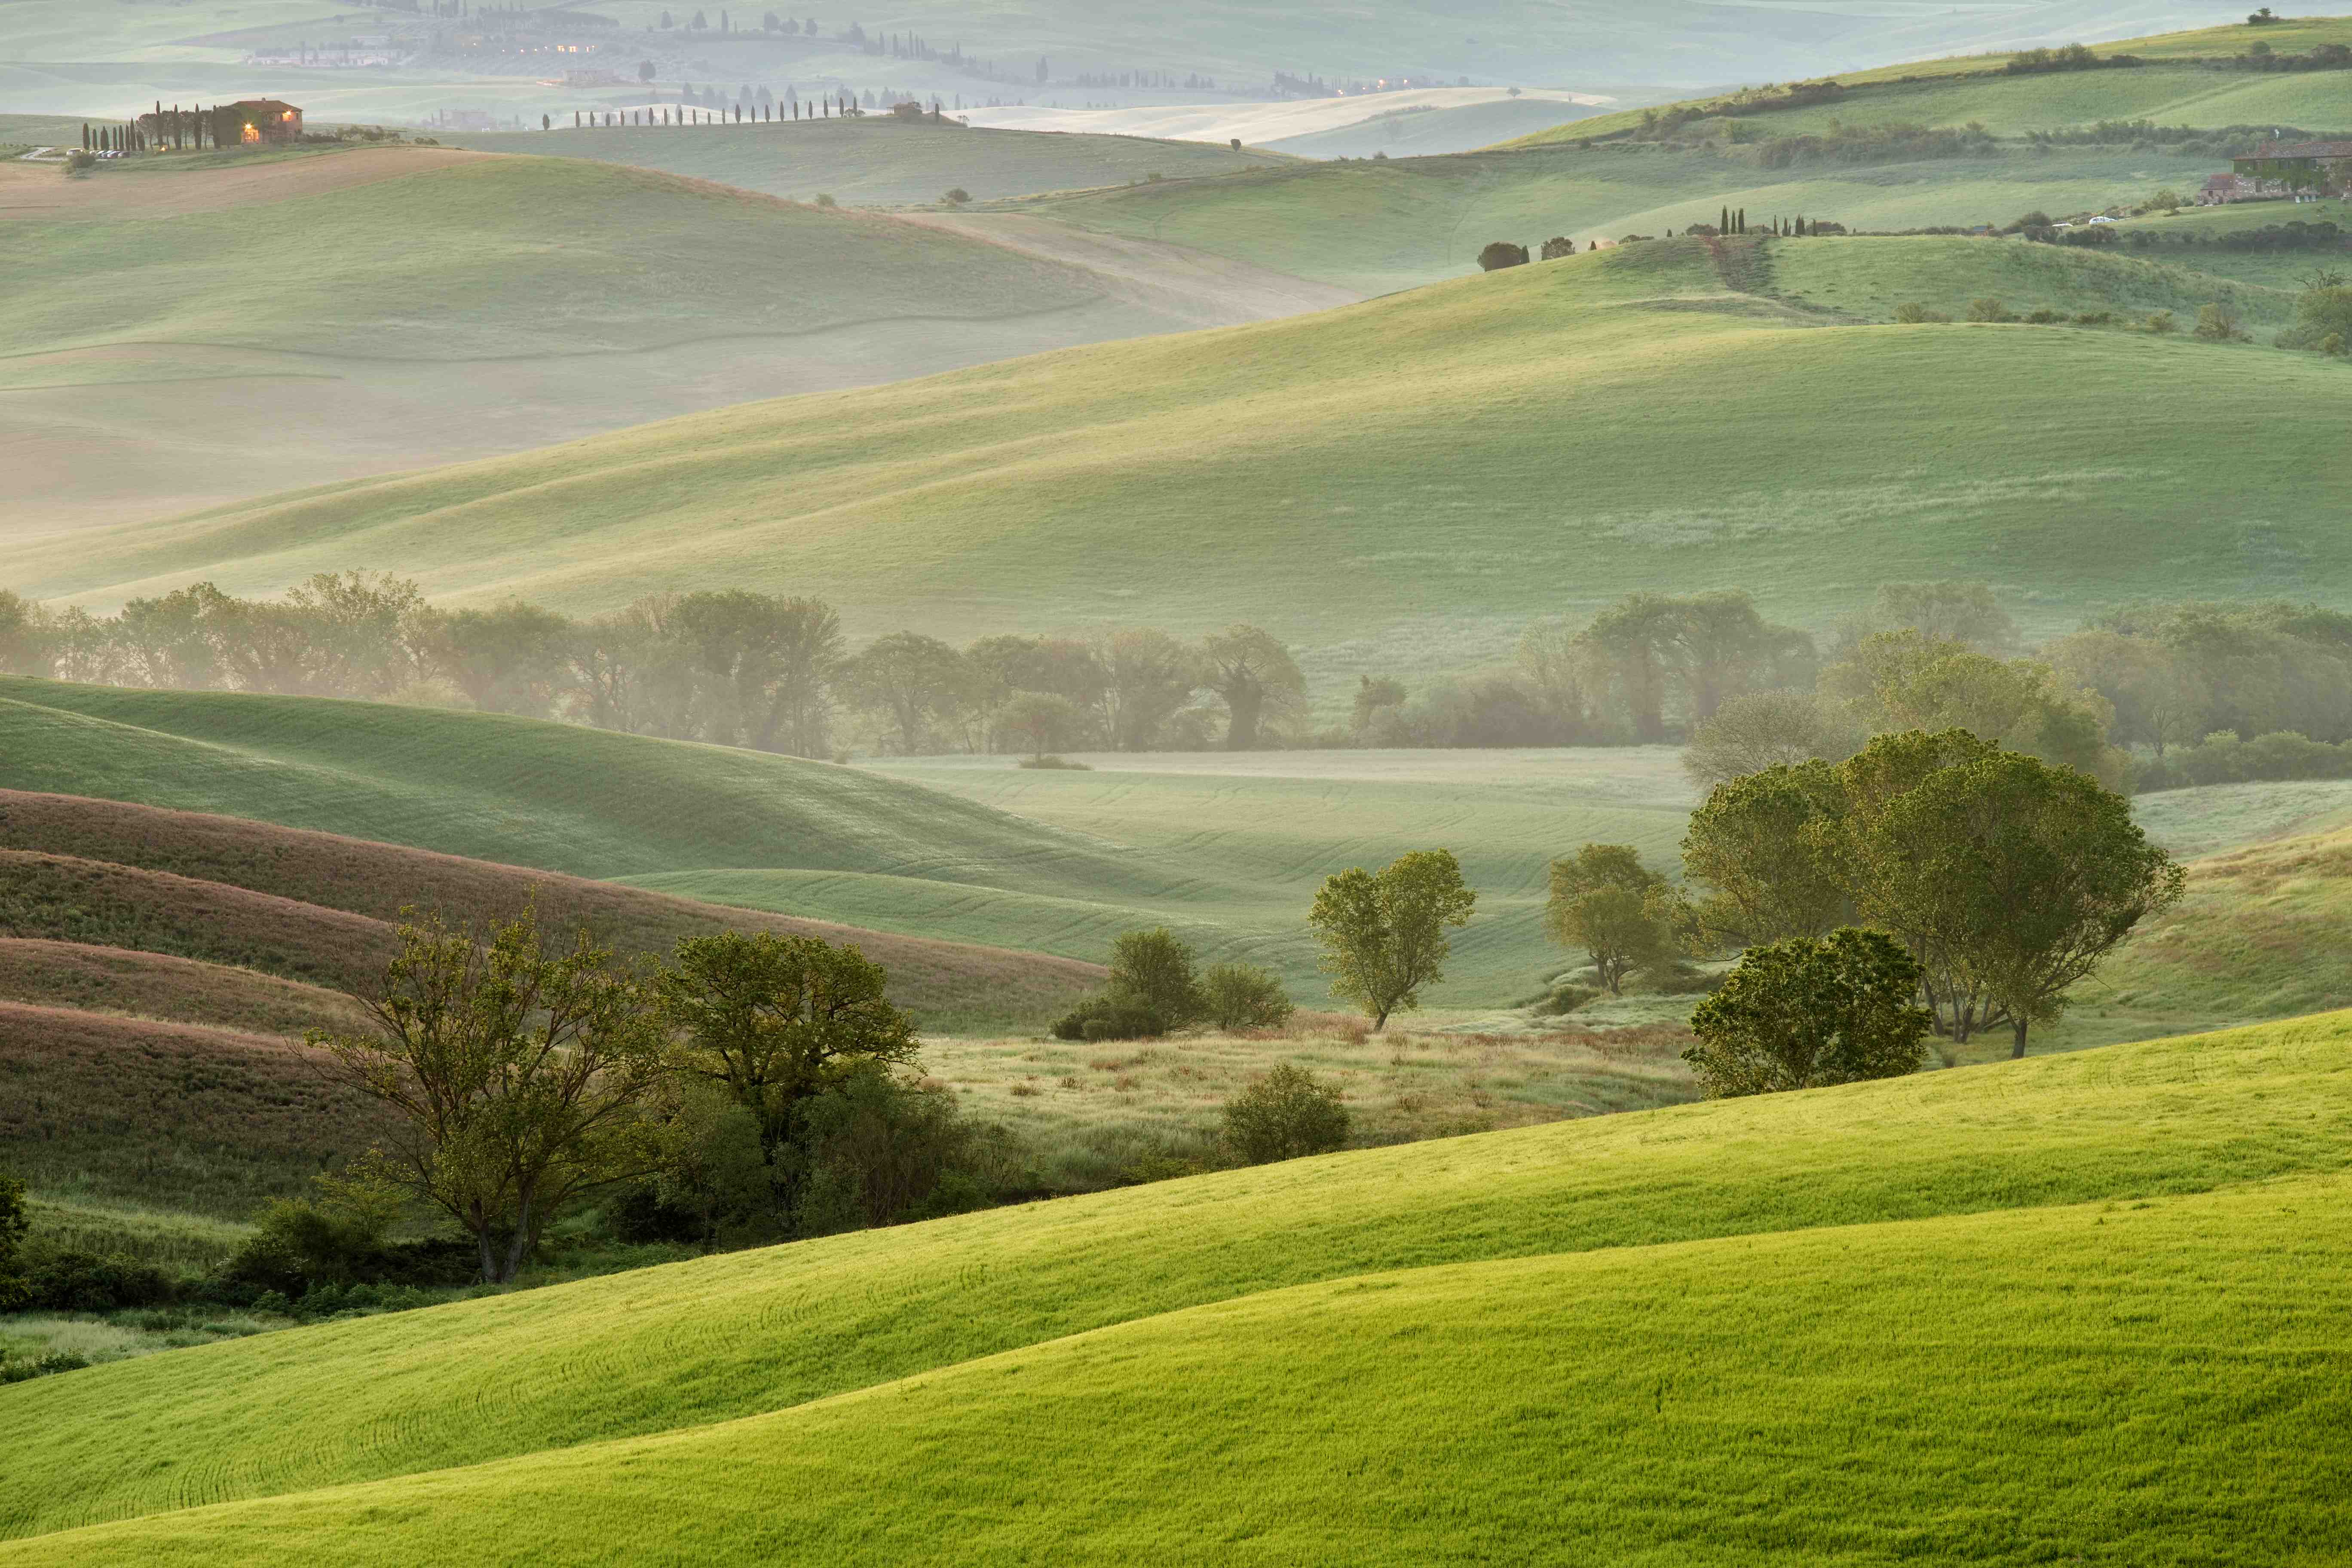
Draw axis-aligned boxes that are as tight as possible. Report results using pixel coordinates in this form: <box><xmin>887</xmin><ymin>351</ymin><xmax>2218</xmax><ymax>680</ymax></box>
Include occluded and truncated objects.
<box><xmin>0</xmin><ymin>684</ymin><xmax>1690</xmax><ymax>1008</ymax></box>
<box><xmin>430</xmin><ymin>119</ymin><xmax>1292</xmax><ymax>207</ymax></box>
<box><xmin>0</xmin><ymin>1010</ymin><xmax>2346</xmax><ymax>1559</ymax></box>
<box><xmin>0</xmin><ymin>154</ymin><xmax>1133</xmax><ymax>364</ymax></box>
<box><xmin>1017</xmin><ymin>141</ymin><xmax>2307</xmax><ymax>293</ymax></box>
<box><xmin>0</xmin><ymin>147</ymin><xmax>1279</xmax><ymax>536</ymax></box>
<box><xmin>24</xmin><ymin>236</ymin><xmax>2346</xmax><ymax>663</ymax></box>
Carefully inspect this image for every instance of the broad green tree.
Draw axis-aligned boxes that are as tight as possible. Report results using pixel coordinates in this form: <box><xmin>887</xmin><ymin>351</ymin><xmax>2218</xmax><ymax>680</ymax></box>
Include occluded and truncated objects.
<box><xmin>845</xmin><ymin>631</ymin><xmax>970</xmax><ymax>754</ymax></box>
<box><xmin>1308</xmin><ymin>849</ymin><xmax>1476</xmax><ymax>1030</ymax></box>
<box><xmin>1544</xmin><ymin>844</ymin><xmax>1677</xmax><ymax>994</ymax></box>
<box><xmin>1680</xmin><ymin>760</ymin><xmax>1853</xmax><ymax>947</ymax></box>
<box><xmin>1106</xmin><ymin>928</ymin><xmax>1206</xmax><ymax>1027</ymax></box>
<box><xmin>1201</xmin><ymin>625</ymin><xmax>1305</xmax><ymax>750</ymax></box>
<box><xmin>657</xmin><ymin>932</ymin><xmax>919</xmax><ymax>1219</ymax></box>
<box><xmin>1684</xmin><ymin>928</ymin><xmax>1931</xmax><ymax>1096</ymax></box>
<box><xmin>997</xmin><ymin>691</ymin><xmax>1088</xmax><ymax>760</ymax></box>
<box><xmin>318</xmin><ymin>911</ymin><xmax>674</xmax><ymax>1283</ymax></box>
<box><xmin>1859</xmin><ymin>747</ymin><xmax>2184</xmax><ymax>1057</ymax></box>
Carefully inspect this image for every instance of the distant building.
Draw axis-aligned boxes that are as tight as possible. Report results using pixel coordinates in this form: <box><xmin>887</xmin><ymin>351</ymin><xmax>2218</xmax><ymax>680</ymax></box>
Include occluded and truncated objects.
<box><xmin>2232</xmin><ymin>140</ymin><xmax>2352</xmax><ymax>197</ymax></box>
<box><xmin>214</xmin><ymin>99</ymin><xmax>304</xmax><ymax>145</ymax></box>
<box><xmin>2199</xmin><ymin>172</ymin><xmax>2249</xmax><ymax>205</ymax></box>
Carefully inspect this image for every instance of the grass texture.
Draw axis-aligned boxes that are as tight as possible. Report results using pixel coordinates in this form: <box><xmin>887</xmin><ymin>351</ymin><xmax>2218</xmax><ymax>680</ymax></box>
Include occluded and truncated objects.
<box><xmin>0</xmin><ymin>155</ymin><xmax>1119</xmax><ymax>368</ymax></box>
<box><xmin>0</xmin><ymin>686</ymin><xmax>1687</xmax><ymax>1006</ymax></box>
<box><xmin>26</xmin><ymin>235</ymin><xmax>2346</xmax><ymax>659</ymax></box>
<box><xmin>0</xmin><ymin>1009</ymin><xmax>2346</xmax><ymax>1558</ymax></box>
<box><xmin>1023</xmin><ymin>141</ymin><xmax>2305</xmax><ymax>293</ymax></box>
<box><xmin>431</xmin><ymin>119</ymin><xmax>1291</xmax><ymax>207</ymax></box>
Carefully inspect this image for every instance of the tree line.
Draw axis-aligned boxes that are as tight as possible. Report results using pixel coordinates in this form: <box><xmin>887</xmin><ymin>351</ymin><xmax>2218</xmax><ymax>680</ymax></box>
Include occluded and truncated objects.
<box><xmin>8</xmin><ymin>576</ymin><xmax>2348</xmax><ymax>780</ymax></box>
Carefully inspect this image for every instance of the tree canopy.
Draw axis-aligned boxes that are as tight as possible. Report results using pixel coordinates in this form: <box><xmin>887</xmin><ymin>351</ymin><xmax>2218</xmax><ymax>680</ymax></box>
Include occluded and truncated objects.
<box><xmin>1685</xmin><ymin>927</ymin><xmax>1931</xmax><ymax>1095</ymax></box>
<box><xmin>1308</xmin><ymin>849</ymin><xmax>1476</xmax><ymax>1030</ymax></box>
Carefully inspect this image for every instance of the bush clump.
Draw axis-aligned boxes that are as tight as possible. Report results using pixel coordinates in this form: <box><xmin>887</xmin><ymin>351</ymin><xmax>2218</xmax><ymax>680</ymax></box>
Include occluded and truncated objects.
<box><xmin>1892</xmin><ymin>301</ymin><xmax>1950</xmax><ymax>323</ymax></box>
<box><xmin>1050</xmin><ymin>994</ymin><xmax>1168</xmax><ymax>1042</ymax></box>
<box><xmin>1200</xmin><ymin>962</ymin><xmax>1295</xmax><ymax>1031</ymax></box>
<box><xmin>1966</xmin><ymin>297</ymin><xmax>2017</xmax><ymax>322</ymax></box>
<box><xmin>1222</xmin><ymin>1064</ymin><xmax>1351</xmax><ymax>1164</ymax></box>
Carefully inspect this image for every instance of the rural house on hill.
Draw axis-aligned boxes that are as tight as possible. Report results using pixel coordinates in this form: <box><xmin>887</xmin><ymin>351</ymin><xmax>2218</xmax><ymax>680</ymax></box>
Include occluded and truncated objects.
<box><xmin>2232</xmin><ymin>139</ymin><xmax>2352</xmax><ymax>196</ymax></box>
<box><xmin>216</xmin><ymin>100</ymin><xmax>304</xmax><ymax>145</ymax></box>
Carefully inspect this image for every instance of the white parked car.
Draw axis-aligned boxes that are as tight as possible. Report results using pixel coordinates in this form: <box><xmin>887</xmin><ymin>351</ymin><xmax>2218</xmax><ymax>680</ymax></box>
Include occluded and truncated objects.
<box><xmin>2089</xmin><ymin>215</ymin><xmax>2115</xmax><ymax>224</ymax></box>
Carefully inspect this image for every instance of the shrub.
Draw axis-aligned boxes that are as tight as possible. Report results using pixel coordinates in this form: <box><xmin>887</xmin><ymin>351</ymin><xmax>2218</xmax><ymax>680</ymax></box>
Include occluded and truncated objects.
<box><xmin>2144</xmin><ymin>309</ymin><xmax>2177</xmax><ymax>334</ymax></box>
<box><xmin>1015</xmin><ymin>754</ymin><xmax>1092</xmax><ymax>769</ymax></box>
<box><xmin>1476</xmin><ymin>240</ymin><xmax>1530</xmax><ymax>271</ymax></box>
<box><xmin>795</xmin><ymin>1061</ymin><xmax>1009</xmax><ymax>1233</ymax></box>
<box><xmin>2193</xmin><ymin>303</ymin><xmax>2245</xmax><ymax>341</ymax></box>
<box><xmin>65</xmin><ymin>149</ymin><xmax>94</xmax><ymax>174</ymax></box>
<box><xmin>1966</xmin><ymin>297</ymin><xmax>2016</xmax><ymax>322</ymax></box>
<box><xmin>941</xmin><ymin>186</ymin><xmax>970</xmax><ymax>204</ymax></box>
<box><xmin>1222</xmin><ymin>1064</ymin><xmax>1351</xmax><ymax>1164</ymax></box>
<box><xmin>2324</xmin><ymin>332</ymin><xmax>2348</xmax><ymax>357</ymax></box>
<box><xmin>2024</xmin><ymin>306</ymin><xmax>2062</xmax><ymax>324</ymax></box>
<box><xmin>0</xmin><ymin>1350</ymin><xmax>90</xmax><ymax>1384</ymax></box>
<box><xmin>1534</xmin><ymin>981</ymin><xmax>1602</xmax><ymax>1016</ymax></box>
<box><xmin>18</xmin><ymin>1245</ymin><xmax>175</xmax><ymax>1313</ymax></box>
<box><xmin>2074</xmin><ymin>310</ymin><xmax>2114</xmax><ymax>325</ymax></box>
<box><xmin>1050</xmin><ymin>995</ymin><xmax>1167</xmax><ymax>1041</ymax></box>
<box><xmin>813</xmin><ymin>193</ymin><xmax>836</xmax><ymax>206</ymax></box>
<box><xmin>1106</xmin><ymin>928</ymin><xmax>1206</xmax><ymax>1027</ymax></box>
<box><xmin>1684</xmin><ymin>928</ymin><xmax>1930</xmax><ymax>1096</ymax></box>
<box><xmin>1201</xmin><ymin>962</ymin><xmax>1294</xmax><ymax>1031</ymax></box>
<box><xmin>1539</xmin><ymin>235</ymin><xmax>1577</xmax><ymax>259</ymax></box>
<box><xmin>1892</xmin><ymin>301</ymin><xmax>1949</xmax><ymax>323</ymax></box>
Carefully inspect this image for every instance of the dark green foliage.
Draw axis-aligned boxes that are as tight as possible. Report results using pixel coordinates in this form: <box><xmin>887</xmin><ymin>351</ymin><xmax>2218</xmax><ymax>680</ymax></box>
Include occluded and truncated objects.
<box><xmin>1686</xmin><ymin>928</ymin><xmax>1930</xmax><ymax>1096</ymax></box>
<box><xmin>658</xmin><ymin>931</ymin><xmax>920</xmax><ymax>1227</ymax></box>
<box><xmin>1222</xmin><ymin>1064</ymin><xmax>1350</xmax><ymax>1164</ymax></box>
<box><xmin>0</xmin><ymin>1349</ymin><xmax>90</xmax><ymax>1384</ymax></box>
<box><xmin>1050</xmin><ymin>994</ymin><xmax>1167</xmax><ymax>1041</ymax></box>
<box><xmin>1476</xmin><ymin>241</ymin><xmax>1529</xmax><ymax>271</ymax></box>
<box><xmin>15</xmin><ymin>1244</ymin><xmax>175</xmax><ymax>1312</ymax></box>
<box><xmin>1200</xmin><ymin>962</ymin><xmax>1294</xmax><ymax>1032</ymax></box>
<box><xmin>1965</xmin><ymin>297</ymin><xmax>2016</xmax><ymax>322</ymax></box>
<box><xmin>1106</xmin><ymin>928</ymin><xmax>1206</xmax><ymax>1027</ymax></box>
<box><xmin>0</xmin><ymin>1166</ymin><xmax>24</xmax><ymax>1309</ymax></box>
<box><xmin>795</xmin><ymin>1061</ymin><xmax>1009</xmax><ymax>1233</ymax></box>
<box><xmin>1544</xmin><ymin>844</ymin><xmax>1678</xmax><ymax>995</ymax></box>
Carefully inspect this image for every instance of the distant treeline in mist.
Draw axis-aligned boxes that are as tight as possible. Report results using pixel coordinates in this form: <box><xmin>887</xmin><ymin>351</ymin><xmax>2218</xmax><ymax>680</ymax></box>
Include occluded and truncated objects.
<box><xmin>5</xmin><ymin>579</ymin><xmax>2350</xmax><ymax>789</ymax></box>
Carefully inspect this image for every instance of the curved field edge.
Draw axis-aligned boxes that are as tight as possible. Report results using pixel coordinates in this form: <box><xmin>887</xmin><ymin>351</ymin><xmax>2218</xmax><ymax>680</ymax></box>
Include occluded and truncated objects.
<box><xmin>6</xmin><ymin>1175</ymin><xmax>2346</xmax><ymax>1565</ymax></box>
<box><xmin>1</xmin><ymin>1011</ymin><xmax>2347</xmax><ymax>1540</ymax></box>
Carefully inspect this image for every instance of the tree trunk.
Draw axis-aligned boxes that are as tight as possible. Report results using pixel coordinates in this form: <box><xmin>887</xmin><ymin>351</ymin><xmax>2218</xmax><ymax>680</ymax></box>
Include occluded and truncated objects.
<box><xmin>2010</xmin><ymin>1018</ymin><xmax>2029</xmax><ymax>1060</ymax></box>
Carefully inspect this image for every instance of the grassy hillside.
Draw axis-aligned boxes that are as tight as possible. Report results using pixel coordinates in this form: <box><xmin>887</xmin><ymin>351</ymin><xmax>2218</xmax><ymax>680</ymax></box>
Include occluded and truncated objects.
<box><xmin>0</xmin><ymin>147</ymin><xmax>1256</xmax><ymax>536</ymax></box>
<box><xmin>1262</xmin><ymin>96</ymin><xmax>1611</xmax><ymax>159</ymax></box>
<box><xmin>0</xmin><ymin>690</ymin><xmax>1114</xmax><ymax>1024</ymax></box>
<box><xmin>431</xmin><ymin>119</ymin><xmax>1290</xmax><ymax>207</ymax></box>
<box><xmin>1512</xmin><ymin>15</ymin><xmax>2352</xmax><ymax>144</ymax></box>
<box><xmin>0</xmin><ymin>1010</ymin><xmax>2344</xmax><ymax>1553</ymax></box>
<box><xmin>0</xmin><ymin>154</ymin><xmax>1115</xmax><ymax>364</ymax></box>
<box><xmin>1020</xmin><ymin>140</ymin><xmax>2316</xmax><ymax>294</ymax></box>
<box><xmin>0</xmin><ymin>939</ymin><xmax>366</xmax><ymax>1038</ymax></box>
<box><xmin>0</xmin><ymin>787</ymin><xmax>1099</xmax><ymax>1026</ymax></box>
<box><xmin>2063</xmin><ymin>818</ymin><xmax>2352</xmax><ymax>1043</ymax></box>
<box><xmin>0</xmin><ymin>1001</ymin><xmax>395</xmax><ymax>1217</ymax></box>
<box><xmin>0</xmin><ymin>687</ymin><xmax>1691</xmax><ymax>1008</ymax></box>
<box><xmin>27</xmin><ymin>236</ymin><xmax>2346</xmax><ymax>659</ymax></box>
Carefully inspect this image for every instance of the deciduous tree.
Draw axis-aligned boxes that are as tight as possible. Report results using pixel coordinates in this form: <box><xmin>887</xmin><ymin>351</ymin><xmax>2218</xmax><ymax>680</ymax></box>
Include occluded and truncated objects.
<box><xmin>1544</xmin><ymin>843</ymin><xmax>1677</xmax><ymax>993</ymax></box>
<box><xmin>1201</xmin><ymin>625</ymin><xmax>1305</xmax><ymax>750</ymax></box>
<box><xmin>1684</xmin><ymin>927</ymin><xmax>1930</xmax><ymax>1095</ymax></box>
<box><xmin>656</xmin><ymin>932</ymin><xmax>918</xmax><ymax>1219</ymax></box>
<box><xmin>318</xmin><ymin>911</ymin><xmax>674</xmax><ymax>1284</ymax></box>
<box><xmin>1308</xmin><ymin>849</ymin><xmax>1476</xmax><ymax>1030</ymax></box>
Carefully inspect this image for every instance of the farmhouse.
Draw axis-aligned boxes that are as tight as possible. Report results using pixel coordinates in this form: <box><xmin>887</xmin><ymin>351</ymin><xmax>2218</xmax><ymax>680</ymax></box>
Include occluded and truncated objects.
<box><xmin>214</xmin><ymin>99</ymin><xmax>305</xmax><ymax>145</ymax></box>
<box><xmin>2231</xmin><ymin>139</ymin><xmax>2352</xmax><ymax>196</ymax></box>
